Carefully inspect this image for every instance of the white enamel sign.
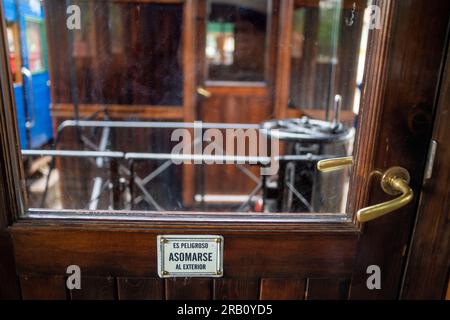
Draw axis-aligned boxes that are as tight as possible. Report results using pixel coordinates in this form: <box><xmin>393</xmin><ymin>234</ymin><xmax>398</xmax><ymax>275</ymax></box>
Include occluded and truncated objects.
<box><xmin>157</xmin><ymin>235</ymin><xmax>224</xmax><ymax>278</ymax></box>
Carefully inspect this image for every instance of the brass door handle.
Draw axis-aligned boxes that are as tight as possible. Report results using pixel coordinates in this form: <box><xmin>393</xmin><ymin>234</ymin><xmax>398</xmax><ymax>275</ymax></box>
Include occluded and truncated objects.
<box><xmin>317</xmin><ymin>156</ymin><xmax>354</xmax><ymax>172</ymax></box>
<box><xmin>317</xmin><ymin>158</ymin><xmax>414</xmax><ymax>222</ymax></box>
<box><xmin>197</xmin><ymin>87</ymin><xmax>212</xmax><ymax>98</ymax></box>
<box><xmin>357</xmin><ymin>166</ymin><xmax>413</xmax><ymax>222</ymax></box>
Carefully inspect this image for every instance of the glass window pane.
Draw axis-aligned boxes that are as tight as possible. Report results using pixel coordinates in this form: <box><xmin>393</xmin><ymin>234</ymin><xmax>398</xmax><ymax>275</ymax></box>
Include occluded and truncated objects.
<box><xmin>289</xmin><ymin>0</ymin><xmax>365</xmax><ymax>127</ymax></box>
<box><xmin>26</xmin><ymin>20</ymin><xmax>45</xmax><ymax>73</ymax></box>
<box><xmin>2</xmin><ymin>0</ymin><xmax>372</xmax><ymax>218</ymax></box>
<box><xmin>206</xmin><ymin>0</ymin><xmax>270</xmax><ymax>82</ymax></box>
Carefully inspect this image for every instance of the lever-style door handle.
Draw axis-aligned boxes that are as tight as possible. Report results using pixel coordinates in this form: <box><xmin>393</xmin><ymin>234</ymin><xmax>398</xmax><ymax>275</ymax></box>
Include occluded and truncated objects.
<box><xmin>357</xmin><ymin>166</ymin><xmax>413</xmax><ymax>222</ymax></box>
<box><xmin>317</xmin><ymin>158</ymin><xmax>414</xmax><ymax>223</ymax></box>
<box><xmin>197</xmin><ymin>87</ymin><xmax>212</xmax><ymax>98</ymax></box>
<box><xmin>317</xmin><ymin>156</ymin><xmax>353</xmax><ymax>172</ymax></box>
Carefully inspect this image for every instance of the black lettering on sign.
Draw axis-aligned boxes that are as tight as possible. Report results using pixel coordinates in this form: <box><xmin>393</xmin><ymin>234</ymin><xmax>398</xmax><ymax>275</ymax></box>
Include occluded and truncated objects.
<box><xmin>168</xmin><ymin>252</ymin><xmax>213</xmax><ymax>262</ymax></box>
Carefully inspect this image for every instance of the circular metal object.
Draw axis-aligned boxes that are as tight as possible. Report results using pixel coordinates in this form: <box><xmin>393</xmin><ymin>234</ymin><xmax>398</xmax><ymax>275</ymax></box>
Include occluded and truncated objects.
<box><xmin>381</xmin><ymin>166</ymin><xmax>411</xmax><ymax>196</ymax></box>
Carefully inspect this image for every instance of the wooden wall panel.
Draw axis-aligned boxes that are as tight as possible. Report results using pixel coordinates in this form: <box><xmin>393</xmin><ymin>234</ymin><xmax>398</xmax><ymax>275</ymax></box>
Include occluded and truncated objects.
<box><xmin>213</xmin><ymin>279</ymin><xmax>259</xmax><ymax>300</ymax></box>
<box><xmin>70</xmin><ymin>276</ymin><xmax>115</xmax><ymax>300</ymax></box>
<box><xmin>306</xmin><ymin>278</ymin><xmax>350</xmax><ymax>300</ymax></box>
<box><xmin>12</xmin><ymin>227</ymin><xmax>357</xmax><ymax>279</ymax></box>
<box><xmin>20</xmin><ymin>275</ymin><xmax>67</xmax><ymax>300</ymax></box>
<box><xmin>260</xmin><ymin>278</ymin><xmax>306</xmax><ymax>300</ymax></box>
<box><xmin>117</xmin><ymin>277</ymin><xmax>164</xmax><ymax>300</ymax></box>
<box><xmin>165</xmin><ymin>278</ymin><xmax>212</xmax><ymax>300</ymax></box>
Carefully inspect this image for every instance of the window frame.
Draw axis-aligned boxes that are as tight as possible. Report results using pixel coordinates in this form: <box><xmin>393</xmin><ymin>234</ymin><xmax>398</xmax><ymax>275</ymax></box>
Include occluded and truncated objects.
<box><xmin>0</xmin><ymin>0</ymin><xmax>395</xmax><ymax>235</ymax></box>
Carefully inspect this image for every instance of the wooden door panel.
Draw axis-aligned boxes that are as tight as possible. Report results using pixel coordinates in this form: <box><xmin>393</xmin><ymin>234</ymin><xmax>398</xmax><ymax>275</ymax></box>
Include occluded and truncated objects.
<box><xmin>260</xmin><ymin>279</ymin><xmax>306</xmax><ymax>300</ymax></box>
<box><xmin>213</xmin><ymin>279</ymin><xmax>259</xmax><ymax>300</ymax></box>
<box><xmin>117</xmin><ymin>277</ymin><xmax>164</xmax><ymax>300</ymax></box>
<box><xmin>165</xmin><ymin>278</ymin><xmax>212</xmax><ymax>300</ymax></box>
<box><xmin>305</xmin><ymin>278</ymin><xmax>350</xmax><ymax>300</ymax></box>
<box><xmin>70</xmin><ymin>276</ymin><xmax>115</xmax><ymax>300</ymax></box>
<box><xmin>11</xmin><ymin>226</ymin><xmax>358</xmax><ymax>279</ymax></box>
<box><xmin>18</xmin><ymin>276</ymin><xmax>354</xmax><ymax>300</ymax></box>
<box><xmin>20</xmin><ymin>275</ymin><xmax>67</xmax><ymax>300</ymax></box>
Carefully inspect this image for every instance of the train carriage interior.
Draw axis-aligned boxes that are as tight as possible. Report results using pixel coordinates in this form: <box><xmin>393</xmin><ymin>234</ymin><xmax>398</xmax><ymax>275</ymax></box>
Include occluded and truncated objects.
<box><xmin>3</xmin><ymin>0</ymin><xmax>367</xmax><ymax>214</ymax></box>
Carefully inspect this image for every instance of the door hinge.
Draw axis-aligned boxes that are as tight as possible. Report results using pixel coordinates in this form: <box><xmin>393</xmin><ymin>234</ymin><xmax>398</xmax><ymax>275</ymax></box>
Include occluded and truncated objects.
<box><xmin>423</xmin><ymin>140</ymin><xmax>437</xmax><ymax>184</ymax></box>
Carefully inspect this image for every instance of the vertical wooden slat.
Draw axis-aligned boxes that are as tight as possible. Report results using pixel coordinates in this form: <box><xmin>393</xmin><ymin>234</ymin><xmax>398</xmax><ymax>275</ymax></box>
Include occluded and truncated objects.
<box><xmin>70</xmin><ymin>276</ymin><xmax>115</xmax><ymax>300</ymax></box>
<box><xmin>213</xmin><ymin>279</ymin><xmax>259</xmax><ymax>300</ymax></box>
<box><xmin>165</xmin><ymin>278</ymin><xmax>212</xmax><ymax>300</ymax></box>
<box><xmin>20</xmin><ymin>275</ymin><xmax>67</xmax><ymax>300</ymax></box>
<box><xmin>182</xmin><ymin>0</ymin><xmax>197</xmax><ymax>206</ymax></box>
<box><xmin>117</xmin><ymin>277</ymin><xmax>164</xmax><ymax>300</ymax></box>
<box><xmin>306</xmin><ymin>278</ymin><xmax>350</xmax><ymax>300</ymax></box>
<box><xmin>274</xmin><ymin>0</ymin><xmax>294</xmax><ymax>119</ymax></box>
<box><xmin>260</xmin><ymin>278</ymin><xmax>306</xmax><ymax>300</ymax></box>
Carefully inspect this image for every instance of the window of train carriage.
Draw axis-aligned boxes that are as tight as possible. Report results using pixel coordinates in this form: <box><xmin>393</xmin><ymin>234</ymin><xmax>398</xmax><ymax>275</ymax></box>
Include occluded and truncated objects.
<box><xmin>67</xmin><ymin>1</ymin><xmax>183</xmax><ymax>105</ymax></box>
<box><xmin>205</xmin><ymin>0</ymin><xmax>271</xmax><ymax>83</ymax></box>
<box><xmin>289</xmin><ymin>0</ymin><xmax>363</xmax><ymax>127</ymax></box>
<box><xmin>6</xmin><ymin>23</ymin><xmax>21</xmax><ymax>83</ymax></box>
<box><xmin>4</xmin><ymin>0</ymin><xmax>371</xmax><ymax>218</ymax></box>
<box><xmin>25</xmin><ymin>19</ymin><xmax>47</xmax><ymax>74</ymax></box>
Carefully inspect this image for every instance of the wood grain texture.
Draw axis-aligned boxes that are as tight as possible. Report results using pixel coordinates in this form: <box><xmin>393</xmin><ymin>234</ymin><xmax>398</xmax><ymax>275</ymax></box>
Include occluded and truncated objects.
<box><xmin>260</xmin><ymin>278</ymin><xmax>306</xmax><ymax>300</ymax></box>
<box><xmin>20</xmin><ymin>275</ymin><xmax>67</xmax><ymax>300</ymax></box>
<box><xmin>117</xmin><ymin>277</ymin><xmax>164</xmax><ymax>300</ymax></box>
<box><xmin>0</xmin><ymin>2</ymin><xmax>23</xmax><ymax>299</ymax></box>
<box><xmin>51</xmin><ymin>104</ymin><xmax>183</xmax><ymax>120</ymax></box>
<box><xmin>306</xmin><ymin>278</ymin><xmax>350</xmax><ymax>300</ymax></box>
<box><xmin>12</xmin><ymin>226</ymin><xmax>357</xmax><ymax>279</ymax></box>
<box><xmin>213</xmin><ymin>279</ymin><xmax>259</xmax><ymax>300</ymax></box>
<box><xmin>165</xmin><ymin>278</ymin><xmax>212</xmax><ymax>300</ymax></box>
<box><xmin>349</xmin><ymin>0</ymin><xmax>450</xmax><ymax>299</ymax></box>
<box><xmin>70</xmin><ymin>276</ymin><xmax>115</xmax><ymax>300</ymax></box>
<box><xmin>400</xmin><ymin>39</ymin><xmax>450</xmax><ymax>300</ymax></box>
<box><xmin>274</xmin><ymin>0</ymin><xmax>293</xmax><ymax>119</ymax></box>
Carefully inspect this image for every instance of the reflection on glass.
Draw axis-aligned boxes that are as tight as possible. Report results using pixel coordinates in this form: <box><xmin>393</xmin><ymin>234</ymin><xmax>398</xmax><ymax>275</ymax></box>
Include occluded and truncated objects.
<box><xmin>2</xmin><ymin>0</ymin><xmax>371</xmax><ymax>216</ymax></box>
<box><xmin>317</xmin><ymin>0</ymin><xmax>342</xmax><ymax>64</ymax></box>
<box><xmin>206</xmin><ymin>0</ymin><xmax>270</xmax><ymax>82</ymax></box>
<box><xmin>206</xmin><ymin>22</ymin><xmax>235</xmax><ymax>66</ymax></box>
<box><xmin>289</xmin><ymin>0</ymin><xmax>362</xmax><ymax>126</ymax></box>
<box><xmin>6</xmin><ymin>24</ymin><xmax>21</xmax><ymax>83</ymax></box>
<box><xmin>25</xmin><ymin>20</ymin><xmax>45</xmax><ymax>73</ymax></box>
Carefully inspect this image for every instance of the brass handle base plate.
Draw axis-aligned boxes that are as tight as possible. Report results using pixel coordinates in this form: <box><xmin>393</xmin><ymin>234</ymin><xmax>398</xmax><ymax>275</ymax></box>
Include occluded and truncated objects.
<box><xmin>381</xmin><ymin>166</ymin><xmax>410</xmax><ymax>196</ymax></box>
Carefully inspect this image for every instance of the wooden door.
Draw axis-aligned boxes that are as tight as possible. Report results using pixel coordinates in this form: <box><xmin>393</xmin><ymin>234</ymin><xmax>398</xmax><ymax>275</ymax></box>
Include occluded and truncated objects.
<box><xmin>193</xmin><ymin>0</ymin><xmax>279</xmax><ymax>204</ymax></box>
<box><xmin>0</xmin><ymin>0</ymin><xmax>449</xmax><ymax>300</ymax></box>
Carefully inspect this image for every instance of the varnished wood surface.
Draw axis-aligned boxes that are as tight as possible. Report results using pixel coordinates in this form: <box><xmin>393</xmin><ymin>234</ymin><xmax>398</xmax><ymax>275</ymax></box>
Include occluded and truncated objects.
<box><xmin>11</xmin><ymin>225</ymin><xmax>358</xmax><ymax>278</ymax></box>
<box><xmin>260</xmin><ymin>278</ymin><xmax>306</xmax><ymax>300</ymax></box>
<box><xmin>117</xmin><ymin>277</ymin><xmax>164</xmax><ymax>300</ymax></box>
<box><xmin>16</xmin><ymin>274</ymin><xmax>353</xmax><ymax>300</ymax></box>
<box><xmin>214</xmin><ymin>279</ymin><xmax>259</xmax><ymax>300</ymax></box>
<box><xmin>400</xmin><ymin>39</ymin><xmax>450</xmax><ymax>300</ymax></box>
<box><xmin>306</xmin><ymin>278</ymin><xmax>350</xmax><ymax>300</ymax></box>
<box><xmin>20</xmin><ymin>275</ymin><xmax>67</xmax><ymax>300</ymax></box>
<box><xmin>51</xmin><ymin>104</ymin><xmax>183</xmax><ymax>120</ymax></box>
<box><xmin>349</xmin><ymin>0</ymin><xmax>450</xmax><ymax>299</ymax></box>
<box><xmin>0</xmin><ymin>0</ymin><xmax>23</xmax><ymax>299</ymax></box>
<box><xmin>70</xmin><ymin>276</ymin><xmax>115</xmax><ymax>300</ymax></box>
